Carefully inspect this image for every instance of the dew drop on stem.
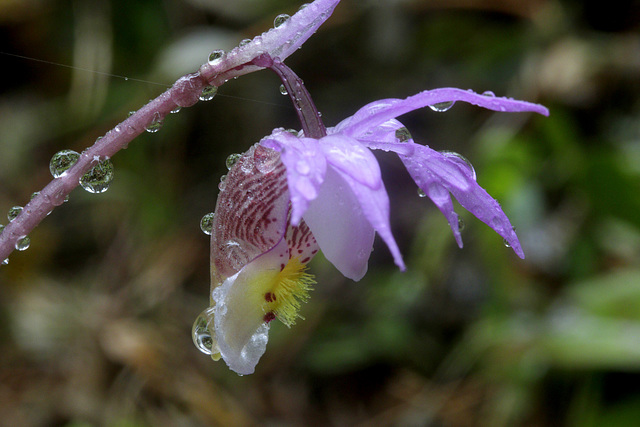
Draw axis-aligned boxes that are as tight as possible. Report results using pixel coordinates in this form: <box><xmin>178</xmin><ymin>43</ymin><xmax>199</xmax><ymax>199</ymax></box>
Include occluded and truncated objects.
<box><xmin>7</xmin><ymin>206</ymin><xmax>22</xmax><ymax>222</ymax></box>
<box><xmin>429</xmin><ymin>101</ymin><xmax>455</xmax><ymax>112</ymax></box>
<box><xmin>208</xmin><ymin>49</ymin><xmax>225</xmax><ymax>62</ymax></box>
<box><xmin>80</xmin><ymin>159</ymin><xmax>115</xmax><ymax>194</ymax></box>
<box><xmin>49</xmin><ymin>149</ymin><xmax>80</xmax><ymax>178</ymax></box>
<box><xmin>15</xmin><ymin>235</ymin><xmax>30</xmax><ymax>251</ymax></box>
<box><xmin>199</xmin><ymin>86</ymin><xmax>218</xmax><ymax>101</ymax></box>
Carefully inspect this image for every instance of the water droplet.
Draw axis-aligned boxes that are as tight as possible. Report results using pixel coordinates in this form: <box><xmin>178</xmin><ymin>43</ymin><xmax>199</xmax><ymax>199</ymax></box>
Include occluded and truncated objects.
<box><xmin>395</xmin><ymin>127</ymin><xmax>412</xmax><ymax>142</ymax></box>
<box><xmin>170</xmin><ymin>106</ymin><xmax>182</xmax><ymax>114</ymax></box>
<box><xmin>192</xmin><ymin>308</ymin><xmax>215</xmax><ymax>355</ymax></box>
<box><xmin>458</xmin><ymin>217</ymin><xmax>465</xmax><ymax>232</ymax></box>
<box><xmin>128</xmin><ymin>110</ymin><xmax>136</xmax><ymax>117</ymax></box>
<box><xmin>200</xmin><ymin>212</ymin><xmax>215</xmax><ymax>235</ymax></box>
<box><xmin>0</xmin><ymin>224</ymin><xmax>4</xmax><ymax>233</ymax></box>
<box><xmin>49</xmin><ymin>149</ymin><xmax>80</xmax><ymax>178</ymax></box>
<box><xmin>298</xmin><ymin>3</ymin><xmax>310</xmax><ymax>11</ymax></box>
<box><xmin>208</xmin><ymin>49</ymin><xmax>225</xmax><ymax>62</ymax></box>
<box><xmin>199</xmin><ymin>86</ymin><xmax>218</xmax><ymax>101</ymax></box>
<box><xmin>417</xmin><ymin>188</ymin><xmax>427</xmax><ymax>198</ymax></box>
<box><xmin>440</xmin><ymin>151</ymin><xmax>476</xmax><ymax>181</ymax></box>
<box><xmin>15</xmin><ymin>235</ymin><xmax>30</xmax><ymax>251</ymax></box>
<box><xmin>225</xmin><ymin>153</ymin><xmax>242</xmax><ymax>170</ymax></box>
<box><xmin>218</xmin><ymin>174</ymin><xmax>227</xmax><ymax>191</ymax></box>
<box><xmin>482</xmin><ymin>91</ymin><xmax>496</xmax><ymax>97</ymax></box>
<box><xmin>30</xmin><ymin>192</ymin><xmax>40</xmax><ymax>200</ymax></box>
<box><xmin>145</xmin><ymin>113</ymin><xmax>163</xmax><ymax>133</ymax></box>
<box><xmin>274</xmin><ymin>14</ymin><xmax>290</xmax><ymax>28</ymax></box>
<box><xmin>8</xmin><ymin>206</ymin><xmax>22</xmax><ymax>221</ymax></box>
<box><xmin>1</xmin><ymin>258</ymin><xmax>8</xmax><ymax>265</ymax></box>
<box><xmin>80</xmin><ymin>159</ymin><xmax>114</xmax><ymax>194</ymax></box>
<box><xmin>429</xmin><ymin>101</ymin><xmax>455</xmax><ymax>112</ymax></box>
<box><xmin>279</xmin><ymin>84</ymin><xmax>288</xmax><ymax>95</ymax></box>
<box><xmin>239</xmin><ymin>39</ymin><xmax>252</xmax><ymax>47</ymax></box>
<box><xmin>503</xmin><ymin>238</ymin><xmax>511</xmax><ymax>248</ymax></box>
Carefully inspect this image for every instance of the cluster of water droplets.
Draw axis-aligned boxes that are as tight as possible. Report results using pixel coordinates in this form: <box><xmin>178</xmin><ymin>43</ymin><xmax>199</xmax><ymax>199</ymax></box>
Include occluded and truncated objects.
<box><xmin>3</xmin><ymin>206</ymin><xmax>31</xmax><ymax>252</ymax></box>
<box><xmin>49</xmin><ymin>149</ymin><xmax>115</xmax><ymax>194</ymax></box>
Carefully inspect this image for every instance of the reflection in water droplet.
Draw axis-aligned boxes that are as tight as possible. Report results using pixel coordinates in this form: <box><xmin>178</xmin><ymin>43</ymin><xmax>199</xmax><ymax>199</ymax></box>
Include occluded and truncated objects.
<box><xmin>30</xmin><ymin>192</ymin><xmax>40</xmax><ymax>200</ymax></box>
<box><xmin>226</xmin><ymin>153</ymin><xmax>242</xmax><ymax>170</ymax></box>
<box><xmin>49</xmin><ymin>149</ymin><xmax>80</xmax><ymax>178</ymax></box>
<box><xmin>170</xmin><ymin>106</ymin><xmax>182</xmax><ymax>114</ymax></box>
<box><xmin>8</xmin><ymin>206</ymin><xmax>22</xmax><ymax>222</ymax></box>
<box><xmin>429</xmin><ymin>101</ymin><xmax>455</xmax><ymax>112</ymax></box>
<box><xmin>145</xmin><ymin>113</ymin><xmax>163</xmax><ymax>133</ymax></box>
<box><xmin>395</xmin><ymin>127</ymin><xmax>412</xmax><ymax>142</ymax></box>
<box><xmin>15</xmin><ymin>235</ymin><xmax>30</xmax><ymax>251</ymax></box>
<box><xmin>482</xmin><ymin>91</ymin><xmax>496</xmax><ymax>97</ymax></box>
<box><xmin>417</xmin><ymin>188</ymin><xmax>427</xmax><ymax>198</ymax></box>
<box><xmin>218</xmin><ymin>174</ymin><xmax>227</xmax><ymax>191</ymax></box>
<box><xmin>458</xmin><ymin>217</ymin><xmax>465</xmax><ymax>232</ymax></box>
<box><xmin>274</xmin><ymin>13</ymin><xmax>290</xmax><ymax>28</ymax></box>
<box><xmin>199</xmin><ymin>86</ymin><xmax>218</xmax><ymax>101</ymax></box>
<box><xmin>298</xmin><ymin>3</ymin><xmax>310</xmax><ymax>11</ymax></box>
<box><xmin>279</xmin><ymin>84</ymin><xmax>288</xmax><ymax>95</ymax></box>
<box><xmin>239</xmin><ymin>39</ymin><xmax>252</xmax><ymax>47</ymax></box>
<box><xmin>200</xmin><ymin>212</ymin><xmax>215</xmax><ymax>235</ymax></box>
<box><xmin>80</xmin><ymin>159</ymin><xmax>115</xmax><ymax>194</ymax></box>
<box><xmin>440</xmin><ymin>151</ymin><xmax>476</xmax><ymax>181</ymax></box>
<box><xmin>192</xmin><ymin>308</ymin><xmax>215</xmax><ymax>355</ymax></box>
<box><xmin>503</xmin><ymin>238</ymin><xmax>511</xmax><ymax>248</ymax></box>
<box><xmin>1</xmin><ymin>258</ymin><xmax>8</xmax><ymax>265</ymax></box>
<box><xmin>208</xmin><ymin>49</ymin><xmax>225</xmax><ymax>62</ymax></box>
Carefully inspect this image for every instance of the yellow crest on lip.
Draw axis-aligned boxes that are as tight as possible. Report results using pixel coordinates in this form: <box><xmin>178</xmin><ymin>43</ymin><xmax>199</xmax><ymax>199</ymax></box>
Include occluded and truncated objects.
<box><xmin>263</xmin><ymin>256</ymin><xmax>315</xmax><ymax>327</ymax></box>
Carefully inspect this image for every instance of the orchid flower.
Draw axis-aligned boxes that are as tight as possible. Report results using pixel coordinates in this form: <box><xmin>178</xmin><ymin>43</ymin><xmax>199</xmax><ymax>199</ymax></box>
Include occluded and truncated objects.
<box><xmin>192</xmin><ymin>52</ymin><xmax>548</xmax><ymax>375</ymax></box>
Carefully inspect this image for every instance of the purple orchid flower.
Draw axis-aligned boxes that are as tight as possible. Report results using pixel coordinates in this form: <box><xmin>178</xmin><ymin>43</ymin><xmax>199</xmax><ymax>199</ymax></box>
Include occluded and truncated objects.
<box><xmin>193</xmin><ymin>55</ymin><xmax>548</xmax><ymax>375</ymax></box>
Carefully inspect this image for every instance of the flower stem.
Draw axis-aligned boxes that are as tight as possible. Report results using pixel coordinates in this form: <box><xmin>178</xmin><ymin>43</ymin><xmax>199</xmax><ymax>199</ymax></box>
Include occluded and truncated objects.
<box><xmin>252</xmin><ymin>54</ymin><xmax>327</xmax><ymax>139</ymax></box>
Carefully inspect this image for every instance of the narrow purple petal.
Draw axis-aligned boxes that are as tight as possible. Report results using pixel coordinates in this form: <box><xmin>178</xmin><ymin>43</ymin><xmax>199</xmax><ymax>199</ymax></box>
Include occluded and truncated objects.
<box><xmin>201</xmin><ymin>0</ymin><xmax>341</xmax><ymax>85</ymax></box>
<box><xmin>303</xmin><ymin>168</ymin><xmax>375</xmax><ymax>281</ymax></box>
<box><xmin>320</xmin><ymin>135</ymin><xmax>382</xmax><ymax>189</ymax></box>
<box><xmin>342</xmin><ymin>88</ymin><xmax>549</xmax><ymax>139</ymax></box>
<box><xmin>261</xmin><ymin>131</ymin><xmax>326</xmax><ymax>226</ymax></box>
<box><xmin>401</xmin><ymin>144</ymin><xmax>524</xmax><ymax>258</ymax></box>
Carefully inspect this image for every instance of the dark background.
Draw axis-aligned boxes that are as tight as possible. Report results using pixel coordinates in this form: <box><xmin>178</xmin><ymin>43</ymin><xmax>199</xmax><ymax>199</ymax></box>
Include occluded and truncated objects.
<box><xmin>1</xmin><ymin>0</ymin><xmax>640</xmax><ymax>425</ymax></box>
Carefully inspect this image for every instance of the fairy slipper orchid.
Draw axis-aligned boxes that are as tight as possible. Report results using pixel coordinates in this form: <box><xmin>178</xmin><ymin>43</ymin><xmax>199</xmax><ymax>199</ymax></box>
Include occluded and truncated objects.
<box><xmin>193</xmin><ymin>48</ymin><xmax>548</xmax><ymax>377</ymax></box>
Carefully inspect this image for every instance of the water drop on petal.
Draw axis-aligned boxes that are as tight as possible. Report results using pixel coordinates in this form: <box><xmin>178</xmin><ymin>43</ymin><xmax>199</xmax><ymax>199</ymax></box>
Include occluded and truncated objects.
<box><xmin>1</xmin><ymin>258</ymin><xmax>8</xmax><ymax>265</ymax></box>
<box><xmin>482</xmin><ymin>90</ymin><xmax>496</xmax><ymax>97</ymax></box>
<box><xmin>15</xmin><ymin>235</ymin><xmax>30</xmax><ymax>251</ymax></box>
<box><xmin>239</xmin><ymin>39</ymin><xmax>252</xmax><ymax>47</ymax></box>
<box><xmin>49</xmin><ymin>149</ymin><xmax>80</xmax><ymax>178</ymax></box>
<box><xmin>200</xmin><ymin>212</ymin><xmax>215</xmax><ymax>235</ymax></box>
<box><xmin>7</xmin><ymin>206</ymin><xmax>22</xmax><ymax>221</ymax></box>
<box><xmin>395</xmin><ymin>127</ymin><xmax>412</xmax><ymax>143</ymax></box>
<box><xmin>417</xmin><ymin>188</ymin><xmax>427</xmax><ymax>198</ymax></box>
<box><xmin>80</xmin><ymin>159</ymin><xmax>114</xmax><ymax>194</ymax></box>
<box><xmin>458</xmin><ymin>217</ymin><xmax>465</xmax><ymax>232</ymax></box>
<box><xmin>208</xmin><ymin>49</ymin><xmax>225</xmax><ymax>62</ymax></box>
<box><xmin>429</xmin><ymin>101</ymin><xmax>455</xmax><ymax>112</ymax></box>
<box><xmin>170</xmin><ymin>106</ymin><xmax>182</xmax><ymax>114</ymax></box>
<box><xmin>199</xmin><ymin>86</ymin><xmax>218</xmax><ymax>101</ymax></box>
<box><xmin>274</xmin><ymin>14</ymin><xmax>290</xmax><ymax>28</ymax></box>
<box><xmin>225</xmin><ymin>153</ymin><xmax>242</xmax><ymax>170</ymax></box>
<box><xmin>192</xmin><ymin>308</ymin><xmax>215</xmax><ymax>355</ymax></box>
<box><xmin>440</xmin><ymin>151</ymin><xmax>476</xmax><ymax>181</ymax></box>
<box><xmin>279</xmin><ymin>84</ymin><xmax>288</xmax><ymax>95</ymax></box>
<box><xmin>218</xmin><ymin>174</ymin><xmax>227</xmax><ymax>191</ymax></box>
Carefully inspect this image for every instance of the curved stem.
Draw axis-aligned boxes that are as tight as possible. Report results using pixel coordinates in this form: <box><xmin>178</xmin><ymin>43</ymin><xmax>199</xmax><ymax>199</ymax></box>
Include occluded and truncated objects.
<box><xmin>252</xmin><ymin>54</ymin><xmax>327</xmax><ymax>139</ymax></box>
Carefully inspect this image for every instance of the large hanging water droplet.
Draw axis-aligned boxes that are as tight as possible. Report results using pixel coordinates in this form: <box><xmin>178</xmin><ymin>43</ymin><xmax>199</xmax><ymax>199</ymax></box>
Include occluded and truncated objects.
<box><xmin>395</xmin><ymin>127</ymin><xmax>412</xmax><ymax>143</ymax></box>
<box><xmin>145</xmin><ymin>113</ymin><xmax>163</xmax><ymax>133</ymax></box>
<box><xmin>208</xmin><ymin>49</ymin><xmax>225</xmax><ymax>62</ymax></box>
<box><xmin>429</xmin><ymin>101</ymin><xmax>455</xmax><ymax>112</ymax></box>
<box><xmin>15</xmin><ymin>235</ymin><xmax>30</xmax><ymax>251</ymax></box>
<box><xmin>279</xmin><ymin>84</ymin><xmax>288</xmax><ymax>95</ymax></box>
<box><xmin>50</xmin><ymin>149</ymin><xmax>80</xmax><ymax>178</ymax></box>
<box><xmin>192</xmin><ymin>308</ymin><xmax>215</xmax><ymax>355</ymax></box>
<box><xmin>200</xmin><ymin>212</ymin><xmax>215</xmax><ymax>235</ymax></box>
<box><xmin>225</xmin><ymin>153</ymin><xmax>242</xmax><ymax>170</ymax></box>
<box><xmin>274</xmin><ymin>14</ymin><xmax>290</xmax><ymax>28</ymax></box>
<box><xmin>440</xmin><ymin>151</ymin><xmax>476</xmax><ymax>181</ymax></box>
<box><xmin>80</xmin><ymin>159</ymin><xmax>114</xmax><ymax>194</ymax></box>
<box><xmin>7</xmin><ymin>206</ymin><xmax>22</xmax><ymax>222</ymax></box>
<box><xmin>199</xmin><ymin>86</ymin><xmax>218</xmax><ymax>101</ymax></box>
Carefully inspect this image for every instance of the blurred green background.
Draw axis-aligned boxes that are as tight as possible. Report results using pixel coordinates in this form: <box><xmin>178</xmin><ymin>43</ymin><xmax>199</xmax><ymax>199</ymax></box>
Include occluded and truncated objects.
<box><xmin>1</xmin><ymin>0</ymin><xmax>639</xmax><ymax>425</ymax></box>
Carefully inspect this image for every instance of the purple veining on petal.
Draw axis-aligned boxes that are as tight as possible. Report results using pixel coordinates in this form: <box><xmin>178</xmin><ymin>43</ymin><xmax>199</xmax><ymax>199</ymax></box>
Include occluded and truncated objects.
<box><xmin>342</xmin><ymin>88</ymin><xmax>549</xmax><ymax>139</ymax></box>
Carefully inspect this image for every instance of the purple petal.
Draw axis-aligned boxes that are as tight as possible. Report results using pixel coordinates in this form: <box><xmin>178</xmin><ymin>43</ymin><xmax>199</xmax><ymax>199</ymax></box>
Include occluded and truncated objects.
<box><xmin>341</xmin><ymin>88</ymin><xmax>549</xmax><ymax>139</ymax></box>
<box><xmin>261</xmin><ymin>131</ymin><xmax>327</xmax><ymax>226</ymax></box>
<box><xmin>303</xmin><ymin>168</ymin><xmax>375</xmax><ymax>281</ymax></box>
<box><xmin>320</xmin><ymin>135</ymin><xmax>382</xmax><ymax>189</ymax></box>
<box><xmin>401</xmin><ymin>144</ymin><xmax>524</xmax><ymax>258</ymax></box>
<box><xmin>202</xmin><ymin>0</ymin><xmax>341</xmax><ymax>85</ymax></box>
